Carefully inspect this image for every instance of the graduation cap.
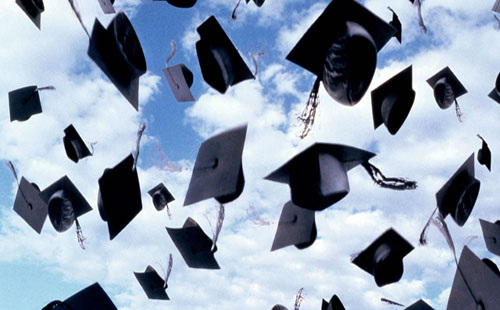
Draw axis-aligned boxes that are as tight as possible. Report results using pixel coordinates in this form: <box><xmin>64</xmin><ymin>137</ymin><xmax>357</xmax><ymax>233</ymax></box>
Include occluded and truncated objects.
<box><xmin>63</xmin><ymin>124</ymin><xmax>92</xmax><ymax>163</ymax></box>
<box><xmin>97</xmin><ymin>0</ymin><xmax>115</xmax><ymax>14</ymax></box>
<box><xmin>426</xmin><ymin>67</ymin><xmax>467</xmax><ymax>120</ymax></box>
<box><xmin>148</xmin><ymin>183</ymin><xmax>175</xmax><ymax>211</ymax></box>
<box><xmin>265</xmin><ymin>143</ymin><xmax>416</xmax><ymax>211</ymax></box>
<box><xmin>134</xmin><ymin>264</ymin><xmax>170</xmax><ymax>300</ymax></box>
<box><xmin>271</xmin><ymin>305</ymin><xmax>288</xmax><ymax>310</ymax></box>
<box><xmin>88</xmin><ymin>12</ymin><xmax>147</xmax><ymax>111</ymax></box>
<box><xmin>12</xmin><ymin>177</ymin><xmax>47</xmax><ymax>234</ymax></box>
<box><xmin>16</xmin><ymin>0</ymin><xmax>44</xmax><ymax>29</ymax></box>
<box><xmin>388</xmin><ymin>7</ymin><xmax>402</xmax><ymax>43</ymax></box>
<box><xmin>477</xmin><ymin>135</ymin><xmax>491</xmax><ymax>171</ymax></box>
<box><xmin>8</xmin><ymin>85</ymin><xmax>47</xmax><ymax>122</ymax></box>
<box><xmin>246</xmin><ymin>0</ymin><xmax>265</xmax><ymax>6</ymax></box>
<box><xmin>153</xmin><ymin>0</ymin><xmax>196</xmax><ymax>8</ymax></box>
<box><xmin>196</xmin><ymin>16</ymin><xmax>254</xmax><ymax>94</ymax></box>
<box><xmin>42</xmin><ymin>282</ymin><xmax>118</xmax><ymax>310</ymax></box>
<box><xmin>479</xmin><ymin>218</ymin><xmax>500</xmax><ymax>257</ymax></box>
<box><xmin>405</xmin><ymin>300</ymin><xmax>434</xmax><ymax>310</ymax></box>
<box><xmin>321</xmin><ymin>295</ymin><xmax>346</xmax><ymax>310</ymax></box>
<box><xmin>184</xmin><ymin>124</ymin><xmax>247</xmax><ymax>206</ymax></box>
<box><xmin>98</xmin><ymin>154</ymin><xmax>142</xmax><ymax>240</ymax></box>
<box><xmin>447</xmin><ymin>246</ymin><xmax>500</xmax><ymax>310</ymax></box>
<box><xmin>371</xmin><ymin>65</ymin><xmax>415</xmax><ymax>135</ymax></box>
<box><xmin>166</xmin><ymin>217</ymin><xmax>220</xmax><ymax>269</ymax></box>
<box><xmin>352</xmin><ymin>228</ymin><xmax>414</xmax><ymax>287</ymax></box>
<box><xmin>488</xmin><ymin>72</ymin><xmax>500</xmax><ymax>104</ymax></box>
<box><xmin>164</xmin><ymin>64</ymin><xmax>195</xmax><ymax>102</ymax></box>
<box><xmin>271</xmin><ymin>200</ymin><xmax>317</xmax><ymax>251</ymax></box>
<box><xmin>436</xmin><ymin>153</ymin><xmax>480</xmax><ymax>227</ymax></box>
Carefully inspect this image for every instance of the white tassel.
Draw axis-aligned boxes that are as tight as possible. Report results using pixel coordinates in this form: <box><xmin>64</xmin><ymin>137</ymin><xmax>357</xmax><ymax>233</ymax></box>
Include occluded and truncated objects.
<box><xmin>133</xmin><ymin>122</ymin><xmax>147</xmax><ymax>171</ymax></box>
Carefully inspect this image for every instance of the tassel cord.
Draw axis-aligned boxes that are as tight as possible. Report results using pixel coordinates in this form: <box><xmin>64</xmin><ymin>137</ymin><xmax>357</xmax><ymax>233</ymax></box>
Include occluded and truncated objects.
<box><xmin>232</xmin><ymin>0</ymin><xmax>243</xmax><ymax>19</ymax></box>
<box><xmin>133</xmin><ymin>122</ymin><xmax>147</xmax><ymax>171</ymax></box>
<box><xmin>380</xmin><ymin>298</ymin><xmax>405</xmax><ymax>307</ymax></box>
<box><xmin>362</xmin><ymin>162</ymin><xmax>417</xmax><ymax>190</ymax></box>
<box><xmin>68</xmin><ymin>0</ymin><xmax>90</xmax><ymax>37</ymax></box>
<box><xmin>297</xmin><ymin>78</ymin><xmax>321</xmax><ymax>139</ymax></box>
<box><xmin>75</xmin><ymin>218</ymin><xmax>86</xmax><ymax>250</ymax></box>
<box><xmin>294</xmin><ymin>288</ymin><xmax>304</xmax><ymax>310</ymax></box>
<box><xmin>415</xmin><ymin>0</ymin><xmax>427</xmax><ymax>33</ymax></box>
<box><xmin>5</xmin><ymin>161</ymin><xmax>31</xmax><ymax>209</ymax></box>
<box><xmin>166</xmin><ymin>41</ymin><xmax>177</xmax><ymax>66</ymax></box>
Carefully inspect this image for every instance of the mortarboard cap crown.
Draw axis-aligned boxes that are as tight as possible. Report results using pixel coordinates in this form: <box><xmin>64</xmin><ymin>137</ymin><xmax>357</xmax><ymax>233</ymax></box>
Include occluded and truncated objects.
<box><xmin>426</xmin><ymin>67</ymin><xmax>467</xmax><ymax>110</ymax></box>
<box><xmin>271</xmin><ymin>200</ymin><xmax>316</xmax><ymax>251</ymax></box>
<box><xmin>8</xmin><ymin>85</ymin><xmax>43</xmax><ymax>122</ymax></box>
<box><xmin>405</xmin><ymin>299</ymin><xmax>434</xmax><ymax>310</ymax></box>
<box><xmin>148</xmin><ymin>183</ymin><xmax>175</xmax><ymax>211</ymax></box>
<box><xmin>63</xmin><ymin>124</ymin><xmax>92</xmax><ymax>163</ymax></box>
<box><xmin>134</xmin><ymin>265</ymin><xmax>169</xmax><ymax>300</ymax></box>
<box><xmin>13</xmin><ymin>177</ymin><xmax>47</xmax><ymax>234</ymax></box>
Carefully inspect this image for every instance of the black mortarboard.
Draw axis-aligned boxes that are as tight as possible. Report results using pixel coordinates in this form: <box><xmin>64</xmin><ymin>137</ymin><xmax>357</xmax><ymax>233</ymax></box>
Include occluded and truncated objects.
<box><xmin>134</xmin><ymin>265</ymin><xmax>169</xmax><ymax>300</ymax></box>
<box><xmin>321</xmin><ymin>295</ymin><xmax>346</xmax><ymax>310</ymax></box>
<box><xmin>97</xmin><ymin>0</ymin><xmax>115</xmax><ymax>14</ymax></box>
<box><xmin>16</xmin><ymin>0</ymin><xmax>44</xmax><ymax>29</ymax></box>
<box><xmin>436</xmin><ymin>153</ymin><xmax>480</xmax><ymax>227</ymax></box>
<box><xmin>184</xmin><ymin>124</ymin><xmax>247</xmax><ymax>206</ymax></box>
<box><xmin>286</xmin><ymin>0</ymin><xmax>396</xmax><ymax>106</ymax></box>
<box><xmin>271</xmin><ymin>305</ymin><xmax>287</xmax><ymax>310</ymax></box>
<box><xmin>163</xmin><ymin>63</ymin><xmax>195</xmax><ymax>102</ymax></box>
<box><xmin>271</xmin><ymin>200</ymin><xmax>317</xmax><ymax>251</ymax></box>
<box><xmin>426</xmin><ymin>67</ymin><xmax>467</xmax><ymax>110</ymax></box>
<box><xmin>8</xmin><ymin>85</ymin><xmax>42</xmax><ymax>122</ymax></box>
<box><xmin>371</xmin><ymin>65</ymin><xmax>415</xmax><ymax>135</ymax></box>
<box><xmin>477</xmin><ymin>135</ymin><xmax>491</xmax><ymax>171</ymax></box>
<box><xmin>63</xmin><ymin>124</ymin><xmax>92</xmax><ymax>163</ymax></box>
<box><xmin>166</xmin><ymin>217</ymin><xmax>220</xmax><ymax>269</ymax></box>
<box><xmin>159</xmin><ymin>0</ymin><xmax>197</xmax><ymax>8</ymax></box>
<box><xmin>479</xmin><ymin>218</ymin><xmax>500</xmax><ymax>257</ymax></box>
<box><xmin>43</xmin><ymin>282</ymin><xmax>118</xmax><ymax>310</ymax></box>
<box><xmin>388</xmin><ymin>7</ymin><xmax>402</xmax><ymax>43</ymax></box>
<box><xmin>265</xmin><ymin>143</ymin><xmax>375</xmax><ymax>211</ymax></box>
<box><xmin>487</xmin><ymin>72</ymin><xmax>500</xmax><ymax>104</ymax></box>
<box><xmin>405</xmin><ymin>299</ymin><xmax>434</xmax><ymax>310</ymax></box>
<box><xmin>352</xmin><ymin>228</ymin><xmax>414</xmax><ymax>287</ymax></box>
<box><xmin>447</xmin><ymin>246</ymin><xmax>500</xmax><ymax>310</ymax></box>
<box><xmin>88</xmin><ymin>12</ymin><xmax>147</xmax><ymax>111</ymax></box>
<box><xmin>98</xmin><ymin>154</ymin><xmax>142</xmax><ymax>240</ymax></box>
<box><xmin>39</xmin><ymin>175</ymin><xmax>92</xmax><ymax>233</ymax></box>
<box><xmin>196</xmin><ymin>16</ymin><xmax>254</xmax><ymax>94</ymax></box>
<box><xmin>493</xmin><ymin>0</ymin><xmax>500</xmax><ymax>13</ymax></box>
<box><xmin>245</xmin><ymin>0</ymin><xmax>265</xmax><ymax>7</ymax></box>
<box><xmin>148</xmin><ymin>183</ymin><xmax>175</xmax><ymax>211</ymax></box>
<box><xmin>12</xmin><ymin>177</ymin><xmax>47</xmax><ymax>234</ymax></box>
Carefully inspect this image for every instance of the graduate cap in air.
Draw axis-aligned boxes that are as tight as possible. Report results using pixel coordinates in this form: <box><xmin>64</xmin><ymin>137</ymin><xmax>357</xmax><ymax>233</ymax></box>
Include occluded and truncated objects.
<box><xmin>98</xmin><ymin>154</ymin><xmax>142</xmax><ymax>240</ymax></box>
<box><xmin>166</xmin><ymin>217</ymin><xmax>220</xmax><ymax>269</ymax></box>
<box><xmin>352</xmin><ymin>228</ymin><xmax>414</xmax><ymax>287</ymax></box>
<box><xmin>246</xmin><ymin>0</ymin><xmax>265</xmax><ymax>7</ymax></box>
<box><xmin>163</xmin><ymin>63</ymin><xmax>195</xmax><ymax>102</ymax></box>
<box><xmin>8</xmin><ymin>85</ymin><xmax>43</xmax><ymax>122</ymax></box>
<box><xmin>405</xmin><ymin>300</ymin><xmax>434</xmax><ymax>310</ymax></box>
<box><xmin>88</xmin><ymin>12</ymin><xmax>147</xmax><ymax>111</ymax></box>
<box><xmin>436</xmin><ymin>153</ymin><xmax>480</xmax><ymax>227</ymax></box>
<box><xmin>13</xmin><ymin>177</ymin><xmax>47</xmax><ymax>234</ymax></box>
<box><xmin>148</xmin><ymin>183</ymin><xmax>175</xmax><ymax>211</ymax></box>
<box><xmin>426</xmin><ymin>66</ymin><xmax>467</xmax><ymax>110</ymax></box>
<box><xmin>134</xmin><ymin>265</ymin><xmax>170</xmax><ymax>300</ymax></box>
<box><xmin>321</xmin><ymin>295</ymin><xmax>346</xmax><ymax>310</ymax></box>
<box><xmin>184</xmin><ymin>124</ymin><xmax>247</xmax><ymax>206</ymax></box>
<box><xmin>97</xmin><ymin>0</ymin><xmax>115</xmax><ymax>14</ymax></box>
<box><xmin>477</xmin><ymin>135</ymin><xmax>491</xmax><ymax>171</ymax></box>
<box><xmin>271</xmin><ymin>305</ymin><xmax>288</xmax><ymax>310</ymax></box>
<box><xmin>447</xmin><ymin>246</ymin><xmax>500</xmax><ymax>310</ymax></box>
<box><xmin>196</xmin><ymin>16</ymin><xmax>254</xmax><ymax>94</ymax></box>
<box><xmin>16</xmin><ymin>0</ymin><xmax>44</xmax><ymax>29</ymax></box>
<box><xmin>479</xmin><ymin>218</ymin><xmax>500</xmax><ymax>257</ymax></box>
<box><xmin>42</xmin><ymin>282</ymin><xmax>118</xmax><ymax>310</ymax></box>
<box><xmin>371</xmin><ymin>65</ymin><xmax>415</xmax><ymax>135</ymax></box>
<box><xmin>271</xmin><ymin>200</ymin><xmax>317</xmax><ymax>251</ymax></box>
<box><xmin>63</xmin><ymin>124</ymin><xmax>92</xmax><ymax>164</ymax></box>
<box><xmin>488</xmin><ymin>72</ymin><xmax>500</xmax><ymax>104</ymax></box>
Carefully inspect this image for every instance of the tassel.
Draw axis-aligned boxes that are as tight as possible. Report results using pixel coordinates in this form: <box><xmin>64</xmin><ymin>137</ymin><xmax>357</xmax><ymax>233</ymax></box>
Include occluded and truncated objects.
<box><xmin>419</xmin><ymin>207</ymin><xmax>437</xmax><ymax>246</ymax></box>
<box><xmin>362</xmin><ymin>162</ymin><xmax>417</xmax><ymax>190</ymax></box>
<box><xmin>164</xmin><ymin>253</ymin><xmax>173</xmax><ymax>288</ymax></box>
<box><xmin>464</xmin><ymin>235</ymin><xmax>478</xmax><ymax>246</ymax></box>
<box><xmin>75</xmin><ymin>218</ymin><xmax>86</xmax><ymax>250</ymax></box>
<box><xmin>133</xmin><ymin>122</ymin><xmax>147</xmax><ymax>171</ymax></box>
<box><xmin>454</xmin><ymin>99</ymin><xmax>463</xmax><ymax>122</ymax></box>
<box><xmin>249</xmin><ymin>51</ymin><xmax>265</xmax><ymax>76</ymax></box>
<box><xmin>381</xmin><ymin>298</ymin><xmax>405</xmax><ymax>307</ymax></box>
<box><xmin>414</xmin><ymin>0</ymin><xmax>427</xmax><ymax>33</ymax></box>
<box><xmin>232</xmin><ymin>0</ymin><xmax>243</xmax><ymax>19</ymax></box>
<box><xmin>211</xmin><ymin>203</ymin><xmax>225</xmax><ymax>251</ymax></box>
<box><xmin>297</xmin><ymin>78</ymin><xmax>321</xmax><ymax>139</ymax></box>
<box><xmin>89</xmin><ymin>141</ymin><xmax>97</xmax><ymax>155</ymax></box>
<box><xmin>246</xmin><ymin>203</ymin><xmax>271</xmax><ymax>226</ymax></box>
<box><xmin>166</xmin><ymin>41</ymin><xmax>177</xmax><ymax>66</ymax></box>
<box><xmin>68</xmin><ymin>0</ymin><xmax>90</xmax><ymax>37</ymax></box>
<box><xmin>166</xmin><ymin>205</ymin><xmax>172</xmax><ymax>220</ymax></box>
<box><xmin>294</xmin><ymin>288</ymin><xmax>304</xmax><ymax>310</ymax></box>
<box><xmin>5</xmin><ymin>161</ymin><xmax>31</xmax><ymax>208</ymax></box>
<box><xmin>432</xmin><ymin>211</ymin><xmax>457</xmax><ymax>263</ymax></box>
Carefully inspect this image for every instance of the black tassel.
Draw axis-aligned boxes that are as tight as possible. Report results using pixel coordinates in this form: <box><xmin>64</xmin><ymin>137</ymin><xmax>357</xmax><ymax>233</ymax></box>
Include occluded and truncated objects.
<box><xmin>249</xmin><ymin>51</ymin><xmax>265</xmax><ymax>76</ymax></box>
<box><xmin>419</xmin><ymin>207</ymin><xmax>437</xmax><ymax>246</ymax></box>
<box><xmin>75</xmin><ymin>218</ymin><xmax>86</xmax><ymax>250</ymax></box>
<box><xmin>232</xmin><ymin>0</ymin><xmax>243</xmax><ymax>19</ymax></box>
<box><xmin>381</xmin><ymin>298</ymin><xmax>405</xmax><ymax>307</ymax></box>
<box><xmin>164</xmin><ymin>253</ymin><xmax>173</xmax><ymax>289</ymax></box>
<box><xmin>166</xmin><ymin>205</ymin><xmax>172</xmax><ymax>220</ymax></box>
<box><xmin>415</xmin><ymin>0</ymin><xmax>427</xmax><ymax>33</ymax></box>
<box><xmin>454</xmin><ymin>99</ymin><xmax>463</xmax><ymax>122</ymax></box>
<box><xmin>298</xmin><ymin>78</ymin><xmax>321</xmax><ymax>139</ymax></box>
<box><xmin>362</xmin><ymin>162</ymin><xmax>417</xmax><ymax>190</ymax></box>
<box><xmin>294</xmin><ymin>288</ymin><xmax>304</xmax><ymax>310</ymax></box>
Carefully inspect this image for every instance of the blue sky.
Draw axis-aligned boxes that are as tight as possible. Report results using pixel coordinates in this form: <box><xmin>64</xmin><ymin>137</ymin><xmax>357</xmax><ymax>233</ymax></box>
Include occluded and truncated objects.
<box><xmin>1</xmin><ymin>0</ymin><xmax>500</xmax><ymax>309</ymax></box>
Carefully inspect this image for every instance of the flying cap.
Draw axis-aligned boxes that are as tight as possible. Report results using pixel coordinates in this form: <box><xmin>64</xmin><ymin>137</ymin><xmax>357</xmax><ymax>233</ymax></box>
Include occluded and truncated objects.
<box><xmin>246</xmin><ymin>0</ymin><xmax>265</xmax><ymax>7</ymax></box>
<box><xmin>88</xmin><ymin>12</ymin><xmax>147</xmax><ymax>111</ymax></box>
<box><xmin>352</xmin><ymin>228</ymin><xmax>414</xmax><ymax>287</ymax></box>
<box><xmin>436</xmin><ymin>153</ymin><xmax>480</xmax><ymax>227</ymax></box>
<box><xmin>426</xmin><ymin>67</ymin><xmax>467</xmax><ymax>110</ymax></box>
<box><xmin>148</xmin><ymin>183</ymin><xmax>175</xmax><ymax>211</ymax></box>
<box><xmin>166</xmin><ymin>217</ymin><xmax>220</xmax><ymax>269</ymax></box>
<box><xmin>97</xmin><ymin>0</ymin><xmax>115</xmax><ymax>14</ymax></box>
<box><xmin>134</xmin><ymin>265</ymin><xmax>169</xmax><ymax>300</ymax></box>
<box><xmin>98</xmin><ymin>154</ymin><xmax>142</xmax><ymax>240</ymax></box>
<box><xmin>184</xmin><ymin>124</ymin><xmax>247</xmax><ymax>206</ymax></box>
<box><xmin>321</xmin><ymin>295</ymin><xmax>346</xmax><ymax>310</ymax></box>
<box><xmin>16</xmin><ymin>0</ymin><xmax>44</xmax><ymax>29</ymax></box>
<box><xmin>196</xmin><ymin>16</ymin><xmax>254</xmax><ymax>94</ymax></box>
<box><xmin>405</xmin><ymin>300</ymin><xmax>434</xmax><ymax>310</ymax></box>
<box><xmin>371</xmin><ymin>65</ymin><xmax>415</xmax><ymax>135</ymax></box>
<box><xmin>271</xmin><ymin>305</ymin><xmax>288</xmax><ymax>310</ymax></box>
<box><xmin>477</xmin><ymin>135</ymin><xmax>491</xmax><ymax>171</ymax></box>
<box><xmin>271</xmin><ymin>200</ymin><xmax>317</xmax><ymax>251</ymax></box>
<box><xmin>447</xmin><ymin>246</ymin><xmax>500</xmax><ymax>310</ymax></box>
<box><xmin>163</xmin><ymin>64</ymin><xmax>195</xmax><ymax>102</ymax></box>
<box><xmin>8</xmin><ymin>85</ymin><xmax>43</xmax><ymax>122</ymax></box>
<box><xmin>13</xmin><ymin>177</ymin><xmax>47</xmax><ymax>234</ymax></box>
<box><xmin>63</xmin><ymin>124</ymin><xmax>92</xmax><ymax>163</ymax></box>
<box><xmin>488</xmin><ymin>72</ymin><xmax>500</xmax><ymax>104</ymax></box>
<box><xmin>43</xmin><ymin>282</ymin><xmax>118</xmax><ymax>310</ymax></box>
<box><xmin>479</xmin><ymin>218</ymin><xmax>500</xmax><ymax>257</ymax></box>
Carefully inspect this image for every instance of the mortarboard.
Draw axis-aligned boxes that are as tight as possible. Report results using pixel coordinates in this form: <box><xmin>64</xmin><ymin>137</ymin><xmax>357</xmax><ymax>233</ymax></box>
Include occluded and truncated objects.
<box><xmin>487</xmin><ymin>72</ymin><xmax>500</xmax><ymax>104</ymax></box>
<box><xmin>12</xmin><ymin>177</ymin><xmax>47</xmax><ymax>234</ymax></box>
<box><xmin>271</xmin><ymin>200</ymin><xmax>317</xmax><ymax>251</ymax></box>
<box><xmin>163</xmin><ymin>63</ymin><xmax>195</xmax><ymax>102</ymax></box>
<box><xmin>97</xmin><ymin>0</ymin><xmax>115</xmax><ymax>14</ymax></box>
<box><xmin>479</xmin><ymin>218</ymin><xmax>500</xmax><ymax>257</ymax></box>
<box><xmin>477</xmin><ymin>135</ymin><xmax>491</xmax><ymax>171</ymax></box>
<box><xmin>16</xmin><ymin>0</ymin><xmax>44</xmax><ymax>29</ymax></box>
<box><xmin>426</xmin><ymin>67</ymin><xmax>467</xmax><ymax>110</ymax></box>
<box><xmin>63</xmin><ymin>124</ymin><xmax>92</xmax><ymax>164</ymax></box>
<box><xmin>321</xmin><ymin>295</ymin><xmax>346</xmax><ymax>310</ymax></box>
<box><xmin>436</xmin><ymin>153</ymin><xmax>480</xmax><ymax>227</ymax></box>
<box><xmin>245</xmin><ymin>0</ymin><xmax>265</xmax><ymax>7</ymax></box>
<box><xmin>196</xmin><ymin>16</ymin><xmax>254</xmax><ymax>94</ymax></box>
<box><xmin>447</xmin><ymin>246</ymin><xmax>500</xmax><ymax>310</ymax></box>
<box><xmin>405</xmin><ymin>299</ymin><xmax>434</xmax><ymax>310</ymax></box>
<box><xmin>43</xmin><ymin>282</ymin><xmax>118</xmax><ymax>310</ymax></box>
<box><xmin>88</xmin><ymin>12</ymin><xmax>147</xmax><ymax>111</ymax></box>
<box><xmin>388</xmin><ymin>7</ymin><xmax>402</xmax><ymax>43</ymax></box>
<box><xmin>157</xmin><ymin>0</ymin><xmax>197</xmax><ymax>8</ymax></box>
<box><xmin>8</xmin><ymin>85</ymin><xmax>43</xmax><ymax>122</ymax></box>
<box><xmin>98</xmin><ymin>154</ymin><xmax>142</xmax><ymax>240</ymax></box>
<box><xmin>166</xmin><ymin>217</ymin><xmax>220</xmax><ymax>269</ymax></box>
<box><xmin>184</xmin><ymin>124</ymin><xmax>247</xmax><ymax>206</ymax></box>
<box><xmin>271</xmin><ymin>305</ymin><xmax>288</xmax><ymax>310</ymax></box>
<box><xmin>371</xmin><ymin>65</ymin><xmax>415</xmax><ymax>135</ymax></box>
<box><xmin>352</xmin><ymin>228</ymin><xmax>414</xmax><ymax>287</ymax></box>
<box><xmin>148</xmin><ymin>183</ymin><xmax>175</xmax><ymax>211</ymax></box>
<box><xmin>134</xmin><ymin>265</ymin><xmax>170</xmax><ymax>300</ymax></box>
<box><xmin>493</xmin><ymin>0</ymin><xmax>500</xmax><ymax>13</ymax></box>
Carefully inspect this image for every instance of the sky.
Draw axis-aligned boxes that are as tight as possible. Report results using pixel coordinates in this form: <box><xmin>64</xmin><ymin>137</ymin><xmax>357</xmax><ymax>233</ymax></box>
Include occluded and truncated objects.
<box><xmin>1</xmin><ymin>0</ymin><xmax>500</xmax><ymax>309</ymax></box>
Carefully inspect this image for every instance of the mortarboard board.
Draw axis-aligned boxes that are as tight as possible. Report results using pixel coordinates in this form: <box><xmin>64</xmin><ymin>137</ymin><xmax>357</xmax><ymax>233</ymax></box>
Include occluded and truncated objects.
<box><xmin>166</xmin><ymin>217</ymin><xmax>220</xmax><ymax>269</ymax></box>
<box><xmin>16</xmin><ymin>0</ymin><xmax>44</xmax><ymax>29</ymax></box>
<box><xmin>436</xmin><ymin>153</ymin><xmax>480</xmax><ymax>227</ymax></box>
<box><xmin>271</xmin><ymin>200</ymin><xmax>317</xmax><ymax>251</ymax></box>
<box><xmin>163</xmin><ymin>63</ymin><xmax>195</xmax><ymax>102</ymax></box>
<box><xmin>196</xmin><ymin>16</ymin><xmax>254</xmax><ymax>94</ymax></box>
<box><xmin>134</xmin><ymin>265</ymin><xmax>170</xmax><ymax>300</ymax></box>
<box><xmin>352</xmin><ymin>228</ymin><xmax>414</xmax><ymax>287</ymax></box>
<box><xmin>321</xmin><ymin>295</ymin><xmax>346</xmax><ymax>310</ymax></box>
<box><xmin>371</xmin><ymin>65</ymin><xmax>415</xmax><ymax>135</ymax></box>
<box><xmin>271</xmin><ymin>305</ymin><xmax>288</xmax><ymax>310</ymax></box>
<box><xmin>184</xmin><ymin>124</ymin><xmax>247</xmax><ymax>206</ymax></box>
<box><xmin>63</xmin><ymin>124</ymin><xmax>92</xmax><ymax>164</ymax></box>
<box><xmin>8</xmin><ymin>85</ymin><xmax>43</xmax><ymax>122</ymax></box>
<box><xmin>388</xmin><ymin>7</ymin><xmax>402</xmax><ymax>43</ymax></box>
<box><xmin>447</xmin><ymin>246</ymin><xmax>500</xmax><ymax>310</ymax></box>
<box><xmin>487</xmin><ymin>72</ymin><xmax>500</xmax><ymax>104</ymax></box>
<box><xmin>148</xmin><ymin>183</ymin><xmax>175</xmax><ymax>211</ymax></box>
<box><xmin>493</xmin><ymin>0</ymin><xmax>500</xmax><ymax>13</ymax></box>
<box><xmin>12</xmin><ymin>177</ymin><xmax>47</xmax><ymax>234</ymax></box>
<box><xmin>97</xmin><ymin>0</ymin><xmax>115</xmax><ymax>14</ymax></box>
<box><xmin>88</xmin><ymin>12</ymin><xmax>147</xmax><ymax>111</ymax></box>
<box><xmin>479</xmin><ymin>218</ymin><xmax>500</xmax><ymax>257</ymax></box>
<box><xmin>477</xmin><ymin>135</ymin><xmax>491</xmax><ymax>171</ymax></box>
<box><xmin>43</xmin><ymin>282</ymin><xmax>118</xmax><ymax>310</ymax></box>
<box><xmin>98</xmin><ymin>154</ymin><xmax>142</xmax><ymax>240</ymax></box>
<box><xmin>426</xmin><ymin>67</ymin><xmax>467</xmax><ymax>110</ymax></box>
<box><xmin>405</xmin><ymin>299</ymin><xmax>434</xmax><ymax>310</ymax></box>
